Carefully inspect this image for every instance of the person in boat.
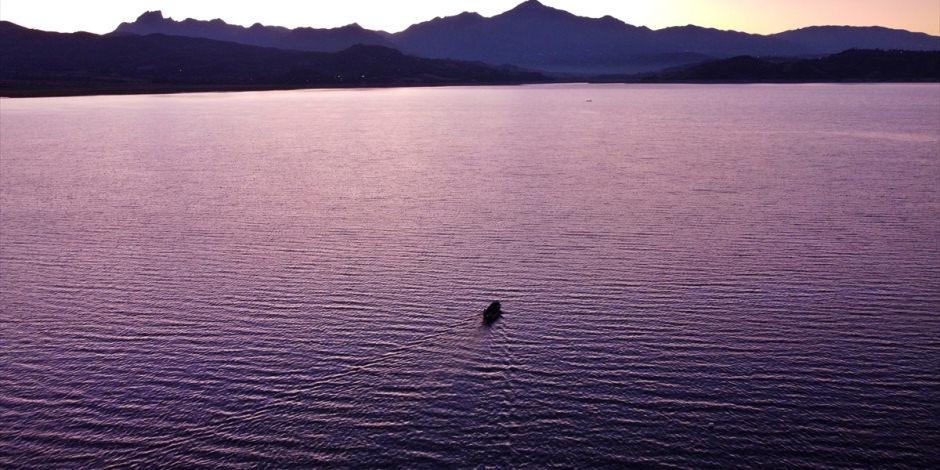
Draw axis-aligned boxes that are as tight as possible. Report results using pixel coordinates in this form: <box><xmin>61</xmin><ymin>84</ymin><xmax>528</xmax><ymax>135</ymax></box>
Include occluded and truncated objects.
<box><xmin>483</xmin><ymin>301</ymin><xmax>502</xmax><ymax>324</ymax></box>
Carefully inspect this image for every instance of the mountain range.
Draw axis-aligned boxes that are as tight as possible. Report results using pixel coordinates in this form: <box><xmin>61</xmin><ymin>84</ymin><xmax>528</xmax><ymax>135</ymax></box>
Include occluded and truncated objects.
<box><xmin>114</xmin><ymin>0</ymin><xmax>940</xmax><ymax>74</ymax></box>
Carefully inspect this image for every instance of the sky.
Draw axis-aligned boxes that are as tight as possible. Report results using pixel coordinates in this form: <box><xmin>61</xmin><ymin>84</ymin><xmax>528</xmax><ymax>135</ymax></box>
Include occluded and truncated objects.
<box><xmin>1</xmin><ymin>0</ymin><xmax>938</xmax><ymax>36</ymax></box>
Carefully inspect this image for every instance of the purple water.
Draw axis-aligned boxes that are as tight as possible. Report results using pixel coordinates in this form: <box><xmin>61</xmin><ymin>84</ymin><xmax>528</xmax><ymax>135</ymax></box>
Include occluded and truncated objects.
<box><xmin>2</xmin><ymin>84</ymin><xmax>939</xmax><ymax>468</ymax></box>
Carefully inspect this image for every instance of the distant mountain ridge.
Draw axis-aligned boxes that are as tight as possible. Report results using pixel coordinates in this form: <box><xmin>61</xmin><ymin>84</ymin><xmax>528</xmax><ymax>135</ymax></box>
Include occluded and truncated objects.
<box><xmin>115</xmin><ymin>10</ymin><xmax>395</xmax><ymax>52</ymax></box>
<box><xmin>113</xmin><ymin>0</ymin><xmax>940</xmax><ymax>74</ymax></box>
<box><xmin>773</xmin><ymin>26</ymin><xmax>940</xmax><ymax>53</ymax></box>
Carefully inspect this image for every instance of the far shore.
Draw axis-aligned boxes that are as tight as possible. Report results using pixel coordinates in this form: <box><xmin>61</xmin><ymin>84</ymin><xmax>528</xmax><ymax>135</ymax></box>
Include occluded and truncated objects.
<box><xmin>0</xmin><ymin>80</ymin><xmax>548</xmax><ymax>99</ymax></box>
<box><xmin>3</xmin><ymin>79</ymin><xmax>939</xmax><ymax>99</ymax></box>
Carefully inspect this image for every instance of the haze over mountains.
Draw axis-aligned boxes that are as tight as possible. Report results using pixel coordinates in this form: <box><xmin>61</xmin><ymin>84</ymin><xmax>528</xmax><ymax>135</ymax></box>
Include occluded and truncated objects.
<box><xmin>114</xmin><ymin>0</ymin><xmax>940</xmax><ymax>74</ymax></box>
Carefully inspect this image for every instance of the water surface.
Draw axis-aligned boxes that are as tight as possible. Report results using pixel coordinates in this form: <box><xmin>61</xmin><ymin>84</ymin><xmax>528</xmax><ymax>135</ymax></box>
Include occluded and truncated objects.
<box><xmin>2</xmin><ymin>84</ymin><xmax>939</xmax><ymax>468</ymax></box>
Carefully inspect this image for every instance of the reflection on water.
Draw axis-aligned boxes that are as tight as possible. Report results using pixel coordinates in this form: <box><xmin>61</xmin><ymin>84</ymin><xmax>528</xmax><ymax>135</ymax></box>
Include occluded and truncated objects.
<box><xmin>1</xmin><ymin>84</ymin><xmax>939</xmax><ymax>468</ymax></box>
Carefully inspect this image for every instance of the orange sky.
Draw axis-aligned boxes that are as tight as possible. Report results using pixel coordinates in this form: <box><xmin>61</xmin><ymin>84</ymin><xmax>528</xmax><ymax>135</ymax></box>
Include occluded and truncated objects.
<box><xmin>1</xmin><ymin>0</ymin><xmax>938</xmax><ymax>35</ymax></box>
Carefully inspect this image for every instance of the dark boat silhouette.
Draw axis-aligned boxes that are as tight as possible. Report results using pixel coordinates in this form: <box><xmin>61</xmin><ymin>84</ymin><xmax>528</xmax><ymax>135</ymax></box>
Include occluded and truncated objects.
<box><xmin>483</xmin><ymin>301</ymin><xmax>503</xmax><ymax>325</ymax></box>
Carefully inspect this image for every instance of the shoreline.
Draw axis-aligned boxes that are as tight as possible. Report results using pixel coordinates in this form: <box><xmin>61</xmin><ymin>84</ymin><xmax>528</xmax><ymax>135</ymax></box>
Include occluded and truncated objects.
<box><xmin>3</xmin><ymin>79</ymin><xmax>938</xmax><ymax>99</ymax></box>
<box><xmin>0</xmin><ymin>80</ymin><xmax>551</xmax><ymax>99</ymax></box>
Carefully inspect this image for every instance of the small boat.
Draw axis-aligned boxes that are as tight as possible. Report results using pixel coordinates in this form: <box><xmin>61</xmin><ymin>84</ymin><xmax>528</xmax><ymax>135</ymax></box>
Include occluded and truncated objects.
<box><xmin>483</xmin><ymin>301</ymin><xmax>503</xmax><ymax>325</ymax></box>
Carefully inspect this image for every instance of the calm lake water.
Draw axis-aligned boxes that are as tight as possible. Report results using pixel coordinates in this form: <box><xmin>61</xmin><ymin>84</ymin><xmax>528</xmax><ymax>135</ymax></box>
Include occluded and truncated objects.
<box><xmin>2</xmin><ymin>84</ymin><xmax>939</xmax><ymax>468</ymax></box>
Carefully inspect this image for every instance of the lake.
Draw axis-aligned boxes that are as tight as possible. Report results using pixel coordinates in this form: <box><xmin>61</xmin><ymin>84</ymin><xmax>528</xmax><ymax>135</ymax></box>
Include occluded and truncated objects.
<box><xmin>1</xmin><ymin>84</ymin><xmax>939</xmax><ymax>468</ymax></box>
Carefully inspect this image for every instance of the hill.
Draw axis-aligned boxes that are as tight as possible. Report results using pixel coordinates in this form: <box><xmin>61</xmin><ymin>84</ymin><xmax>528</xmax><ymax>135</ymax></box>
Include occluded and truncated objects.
<box><xmin>0</xmin><ymin>21</ymin><xmax>546</xmax><ymax>97</ymax></box>
<box><xmin>629</xmin><ymin>50</ymin><xmax>940</xmax><ymax>82</ymax></box>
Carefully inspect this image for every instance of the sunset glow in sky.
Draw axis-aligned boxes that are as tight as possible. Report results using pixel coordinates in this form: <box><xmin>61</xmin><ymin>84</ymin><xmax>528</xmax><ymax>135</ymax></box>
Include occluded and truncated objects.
<box><xmin>2</xmin><ymin>0</ymin><xmax>938</xmax><ymax>35</ymax></box>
